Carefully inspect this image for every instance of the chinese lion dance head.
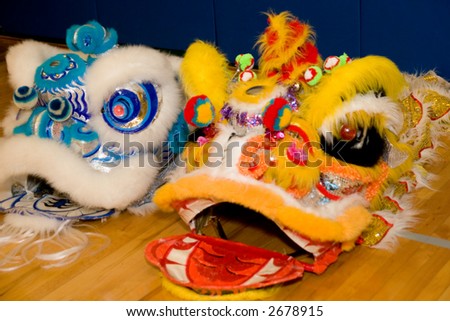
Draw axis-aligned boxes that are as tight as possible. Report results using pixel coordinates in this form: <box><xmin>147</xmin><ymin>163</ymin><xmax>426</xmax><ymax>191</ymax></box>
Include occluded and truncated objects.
<box><xmin>146</xmin><ymin>12</ymin><xmax>450</xmax><ymax>298</ymax></box>
<box><xmin>0</xmin><ymin>21</ymin><xmax>186</xmax><ymax>270</ymax></box>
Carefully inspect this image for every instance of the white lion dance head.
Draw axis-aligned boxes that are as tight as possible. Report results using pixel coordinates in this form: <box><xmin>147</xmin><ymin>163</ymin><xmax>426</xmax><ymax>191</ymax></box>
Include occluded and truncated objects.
<box><xmin>0</xmin><ymin>21</ymin><xmax>188</xmax><ymax>270</ymax></box>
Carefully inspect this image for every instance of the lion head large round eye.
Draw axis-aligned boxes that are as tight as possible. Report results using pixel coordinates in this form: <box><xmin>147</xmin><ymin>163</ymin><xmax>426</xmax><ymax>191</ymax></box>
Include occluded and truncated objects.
<box><xmin>102</xmin><ymin>82</ymin><xmax>160</xmax><ymax>133</ymax></box>
<box><xmin>320</xmin><ymin>126</ymin><xmax>385</xmax><ymax>167</ymax></box>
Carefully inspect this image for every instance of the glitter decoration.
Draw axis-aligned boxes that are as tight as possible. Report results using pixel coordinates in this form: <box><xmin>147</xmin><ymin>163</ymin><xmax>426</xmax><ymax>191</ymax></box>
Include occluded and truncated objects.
<box><xmin>424</xmin><ymin>90</ymin><xmax>450</xmax><ymax>120</ymax></box>
<box><xmin>285</xmin><ymin>85</ymin><xmax>300</xmax><ymax>111</ymax></box>
<box><xmin>358</xmin><ymin>214</ymin><xmax>393</xmax><ymax>246</ymax></box>
<box><xmin>400</xmin><ymin>93</ymin><xmax>423</xmax><ymax>132</ymax></box>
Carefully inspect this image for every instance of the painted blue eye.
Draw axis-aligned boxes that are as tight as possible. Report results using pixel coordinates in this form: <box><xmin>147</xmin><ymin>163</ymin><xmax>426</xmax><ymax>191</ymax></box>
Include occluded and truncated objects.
<box><xmin>102</xmin><ymin>82</ymin><xmax>159</xmax><ymax>133</ymax></box>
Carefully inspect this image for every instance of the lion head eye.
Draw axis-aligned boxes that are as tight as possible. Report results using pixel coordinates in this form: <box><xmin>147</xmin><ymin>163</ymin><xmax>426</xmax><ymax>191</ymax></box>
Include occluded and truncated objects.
<box><xmin>102</xmin><ymin>82</ymin><xmax>160</xmax><ymax>134</ymax></box>
<box><xmin>320</xmin><ymin>126</ymin><xmax>385</xmax><ymax>167</ymax></box>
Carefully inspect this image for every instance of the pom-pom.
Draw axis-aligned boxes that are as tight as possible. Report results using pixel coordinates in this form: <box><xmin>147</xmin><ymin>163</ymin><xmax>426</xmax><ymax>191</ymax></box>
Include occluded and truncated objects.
<box><xmin>239</xmin><ymin>70</ymin><xmax>257</xmax><ymax>82</ymax></box>
<box><xmin>13</xmin><ymin>86</ymin><xmax>38</xmax><ymax>110</ymax></box>
<box><xmin>48</xmin><ymin>97</ymin><xmax>73</xmax><ymax>122</ymax></box>
<box><xmin>323</xmin><ymin>56</ymin><xmax>340</xmax><ymax>73</ymax></box>
<box><xmin>235</xmin><ymin>53</ymin><xmax>255</xmax><ymax>71</ymax></box>
<box><xmin>262</xmin><ymin>97</ymin><xmax>292</xmax><ymax>131</ymax></box>
<box><xmin>66</xmin><ymin>20</ymin><xmax>118</xmax><ymax>55</ymax></box>
<box><xmin>304</xmin><ymin>65</ymin><xmax>322</xmax><ymax>86</ymax></box>
<box><xmin>184</xmin><ymin>95</ymin><xmax>215</xmax><ymax>128</ymax></box>
<box><xmin>323</xmin><ymin>53</ymin><xmax>351</xmax><ymax>73</ymax></box>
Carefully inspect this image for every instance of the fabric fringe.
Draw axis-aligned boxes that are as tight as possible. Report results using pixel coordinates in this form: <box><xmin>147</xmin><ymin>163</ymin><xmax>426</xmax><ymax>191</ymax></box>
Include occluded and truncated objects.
<box><xmin>0</xmin><ymin>214</ymin><xmax>109</xmax><ymax>271</ymax></box>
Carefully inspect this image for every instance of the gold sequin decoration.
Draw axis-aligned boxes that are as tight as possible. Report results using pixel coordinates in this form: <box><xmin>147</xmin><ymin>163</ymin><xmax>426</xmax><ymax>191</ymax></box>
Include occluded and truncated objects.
<box><xmin>422</xmin><ymin>72</ymin><xmax>439</xmax><ymax>83</ymax></box>
<box><xmin>417</xmin><ymin>122</ymin><xmax>433</xmax><ymax>159</ymax></box>
<box><xmin>400</xmin><ymin>93</ymin><xmax>423</xmax><ymax>133</ymax></box>
<box><xmin>424</xmin><ymin>90</ymin><xmax>450</xmax><ymax>120</ymax></box>
<box><xmin>359</xmin><ymin>215</ymin><xmax>393</xmax><ymax>246</ymax></box>
<box><xmin>378</xmin><ymin>196</ymin><xmax>402</xmax><ymax>213</ymax></box>
<box><xmin>400</xmin><ymin>171</ymin><xmax>418</xmax><ymax>192</ymax></box>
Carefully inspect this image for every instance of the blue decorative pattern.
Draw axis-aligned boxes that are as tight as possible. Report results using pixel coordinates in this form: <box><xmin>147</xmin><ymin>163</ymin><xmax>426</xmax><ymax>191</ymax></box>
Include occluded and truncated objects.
<box><xmin>13</xmin><ymin>106</ymin><xmax>100</xmax><ymax>158</ymax></box>
<box><xmin>35</xmin><ymin>54</ymin><xmax>86</xmax><ymax>92</ymax></box>
<box><xmin>0</xmin><ymin>176</ymin><xmax>115</xmax><ymax>221</ymax></box>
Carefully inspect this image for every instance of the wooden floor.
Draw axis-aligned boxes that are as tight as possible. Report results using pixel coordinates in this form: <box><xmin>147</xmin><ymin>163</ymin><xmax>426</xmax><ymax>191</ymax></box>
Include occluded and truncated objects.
<box><xmin>0</xmin><ymin>36</ymin><xmax>449</xmax><ymax>301</ymax></box>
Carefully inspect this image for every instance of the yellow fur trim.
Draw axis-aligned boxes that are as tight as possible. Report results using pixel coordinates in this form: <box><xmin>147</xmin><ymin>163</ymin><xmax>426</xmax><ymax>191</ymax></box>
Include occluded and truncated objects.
<box><xmin>180</xmin><ymin>41</ymin><xmax>232</xmax><ymax>120</ymax></box>
<box><xmin>161</xmin><ymin>275</ymin><xmax>279</xmax><ymax>300</ymax></box>
<box><xmin>301</xmin><ymin>56</ymin><xmax>407</xmax><ymax>129</ymax></box>
<box><xmin>229</xmin><ymin>77</ymin><xmax>278</xmax><ymax>105</ymax></box>
<box><xmin>154</xmin><ymin>175</ymin><xmax>372</xmax><ymax>243</ymax></box>
<box><xmin>263</xmin><ymin>127</ymin><xmax>324</xmax><ymax>191</ymax></box>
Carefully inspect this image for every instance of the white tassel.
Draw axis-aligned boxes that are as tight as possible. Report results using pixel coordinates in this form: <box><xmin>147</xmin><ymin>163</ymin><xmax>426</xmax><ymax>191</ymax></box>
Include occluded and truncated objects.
<box><xmin>0</xmin><ymin>213</ymin><xmax>109</xmax><ymax>271</ymax></box>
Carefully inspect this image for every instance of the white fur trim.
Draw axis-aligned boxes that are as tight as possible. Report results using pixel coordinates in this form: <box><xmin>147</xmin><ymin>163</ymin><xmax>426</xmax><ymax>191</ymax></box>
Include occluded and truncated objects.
<box><xmin>0</xmin><ymin>135</ymin><xmax>158</xmax><ymax>209</ymax></box>
<box><xmin>1</xmin><ymin>104</ymin><xmax>25</xmax><ymax>136</ymax></box>
<box><xmin>6</xmin><ymin>40</ymin><xmax>68</xmax><ymax>89</ymax></box>
<box><xmin>166</xmin><ymin>54</ymin><xmax>182</xmax><ymax>74</ymax></box>
<box><xmin>84</xmin><ymin>45</ymin><xmax>183</xmax><ymax>149</ymax></box>
<box><xmin>319</xmin><ymin>93</ymin><xmax>404</xmax><ymax>137</ymax></box>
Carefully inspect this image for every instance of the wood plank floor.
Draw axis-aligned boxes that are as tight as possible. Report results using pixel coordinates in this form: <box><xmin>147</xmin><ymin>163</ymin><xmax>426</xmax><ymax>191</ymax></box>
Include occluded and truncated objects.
<box><xmin>0</xmin><ymin>36</ymin><xmax>449</xmax><ymax>301</ymax></box>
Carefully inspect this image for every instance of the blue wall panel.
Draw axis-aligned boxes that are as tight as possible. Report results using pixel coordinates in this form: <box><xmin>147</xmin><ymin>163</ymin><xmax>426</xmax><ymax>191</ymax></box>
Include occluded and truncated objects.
<box><xmin>0</xmin><ymin>0</ymin><xmax>97</xmax><ymax>41</ymax></box>
<box><xmin>361</xmin><ymin>0</ymin><xmax>450</xmax><ymax>80</ymax></box>
<box><xmin>0</xmin><ymin>1</ymin><xmax>448</xmax><ymax>79</ymax></box>
<box><xmin>96</xmin><ymin>0</ymin><xmax>216</xmax><ymax>50</ymax></box>
<box><xmin>213</xmin><ymin>0</ymin><xmax>361</xmax><ymax>65</ymax></box>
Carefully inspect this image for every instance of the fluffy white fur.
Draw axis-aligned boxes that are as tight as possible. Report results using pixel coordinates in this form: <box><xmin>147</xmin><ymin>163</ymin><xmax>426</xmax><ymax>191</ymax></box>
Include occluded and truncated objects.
<box><xmin>6</xmin><ymin>40</ymin><xmax>68</xmax><ymax>88</ymax></box>
<box><xmin>1</xmin><ymin>103</ymin><xmax>30</xmax><ymax>136</ymax></box>
<box><xmin>318</xmin><ymin>93</ymin><xmax>404</xmax><ymax>138</ymax></box>
<box><xmin>85</xmin><ymin>45</ymin><xmax>183</xmax><ymax>150</ymax></box>
<box><xmin>0</xmin><ymin>135</ymin><xmax>158</xmax><ymax>210</ymax></box>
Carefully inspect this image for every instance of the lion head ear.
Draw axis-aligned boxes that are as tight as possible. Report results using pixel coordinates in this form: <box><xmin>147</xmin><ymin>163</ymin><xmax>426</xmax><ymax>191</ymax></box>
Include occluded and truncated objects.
<box><xmin>180</xmin><ymin>40</ymin><xmax>232</xmax><ymax>118</ymax></box>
